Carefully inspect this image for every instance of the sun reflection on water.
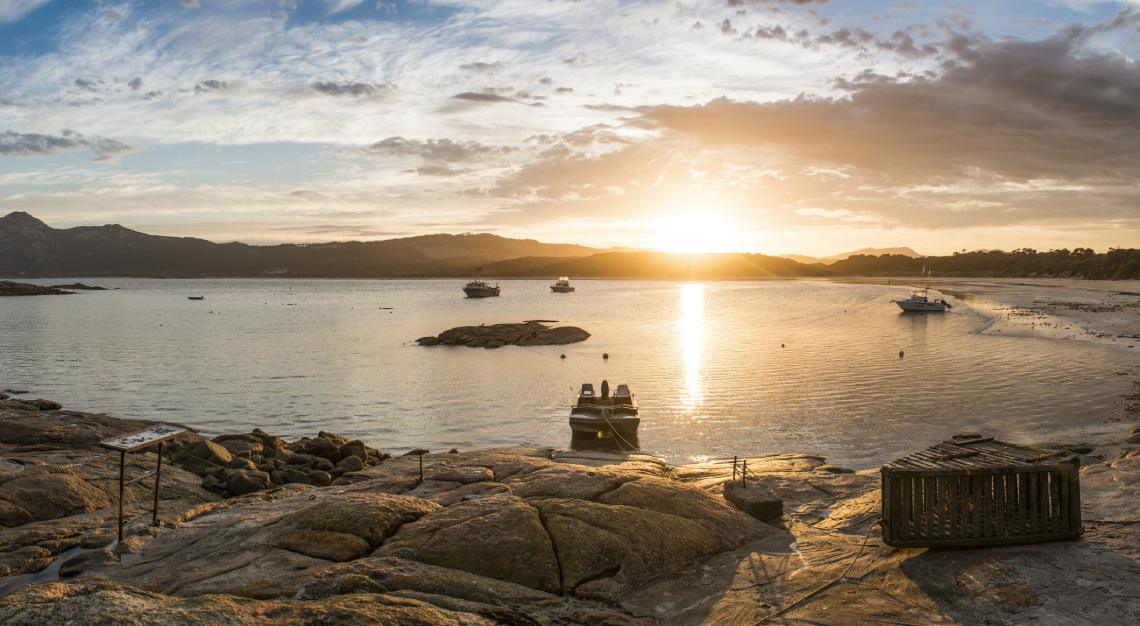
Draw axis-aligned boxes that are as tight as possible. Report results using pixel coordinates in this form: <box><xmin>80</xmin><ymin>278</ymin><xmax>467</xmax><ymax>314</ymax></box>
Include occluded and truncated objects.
<box><xmin>679</xmin><ymin>283</ymin><xmax>705</xmax><ymax>413</ymax></box>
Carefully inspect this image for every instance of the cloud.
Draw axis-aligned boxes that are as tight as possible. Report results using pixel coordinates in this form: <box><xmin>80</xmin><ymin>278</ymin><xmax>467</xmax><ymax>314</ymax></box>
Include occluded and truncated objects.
<box><xmin>459</xmin><ymin>62</ymin><xmax>502</xmax><ymax>73</ymax></box>
<box><xmin>181</xmin><ymin>0</ymin><xmax>201</xmax><ymax>8</ymax></box>
<box><xmin>194</xmin><ymin>80</ymin><xmax>228</xmax><ymax>94</ymax></box>
<box><xmin>364</xmin><ymin>137</ymin><xmax>513</xmax><ymax>163</ymax></box>
<box><xmin>0</xmin><ymin>0</ymin><xmax>51</xmax><ymax>24</ymax></box>
<box><xmin>326</xmin><ymin>0</ymin><xmax>366</xmax><ymax>15</ymax></box>
<box><xmin>310</xmin><ymin>81</ymin><xmax>388</xmax><ymax>97</ymax></box>
<box><xmin>450</xmin><ymin>91</ymin><xmax>516</xmax><ymax>103</ymax></box>
<box><xmin>0</xmin><ymin>129</ymin><xmax>134</xmax><ymax>161</ymax></box>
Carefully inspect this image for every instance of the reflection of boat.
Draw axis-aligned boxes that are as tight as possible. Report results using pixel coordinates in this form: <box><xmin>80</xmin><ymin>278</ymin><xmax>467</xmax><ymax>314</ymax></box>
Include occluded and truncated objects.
<box><xmin>893</xmin><ymin>289</ymin><xmax>952</xmax><ymax>312</ymax></box>
<box><xmin>550</xmin><ymin>277</ymin><xmax>575</xmax><ymax>293</ymax></box>
<box><xmin>462</xmin><ymin>280</ymin><xmax>500</xmax><ymax>298</ymax></box>
<box><xmin>187</xmin><ymin>296</ymin><xmax>205</xmax><ymax>301</ymax></box>
<box><xmin>569</xmin><ymin>381</ymin><xmax>640</xmax><ymax>446</ymax></box>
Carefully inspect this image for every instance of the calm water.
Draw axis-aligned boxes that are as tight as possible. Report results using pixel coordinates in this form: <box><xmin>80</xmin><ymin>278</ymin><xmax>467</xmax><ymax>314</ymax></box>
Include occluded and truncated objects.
<box><xmin>2</xmin><ymin>279</ymin><xmax>1136</xmax><ymax>468</ymax></box>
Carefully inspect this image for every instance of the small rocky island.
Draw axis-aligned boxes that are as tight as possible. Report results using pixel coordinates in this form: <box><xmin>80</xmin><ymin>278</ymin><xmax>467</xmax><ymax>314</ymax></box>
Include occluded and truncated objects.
<box><xmin>0</xmin><ymin>281</ymin><xmax>73</xmax><ymax>296</ymax></box>
<box><xmin>416</xmin><ymin>320</ymin><xmax>590</xmax><ymax>348</ymax></box>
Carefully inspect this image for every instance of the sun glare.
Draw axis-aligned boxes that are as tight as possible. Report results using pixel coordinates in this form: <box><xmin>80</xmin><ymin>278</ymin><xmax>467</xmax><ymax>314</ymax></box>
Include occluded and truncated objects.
<box><xmin>652</xmin><ymin>210</ymin><xmax>748</xmax><ymax>254</ymax></box>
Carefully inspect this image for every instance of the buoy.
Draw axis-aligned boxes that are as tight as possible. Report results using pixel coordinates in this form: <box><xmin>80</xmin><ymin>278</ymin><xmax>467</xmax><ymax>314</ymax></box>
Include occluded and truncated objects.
<box><xmin>899</xmin><ymin>350</ymin><xmax>905</xmax><ymax>358</ymax></box>
<box><xmin>781</xmin><ymin>343</ymin><xmax>785</xmax><ymax>348</ymax></box>
<box><xmin>602</xmin><ymin>352</ymin><xmax>609</xmax><ymax>359</ymax></box>
<box><xmin>560</xmin><ymin>354</ymin><xmax>566</xmax><ymax>359</ymax></box>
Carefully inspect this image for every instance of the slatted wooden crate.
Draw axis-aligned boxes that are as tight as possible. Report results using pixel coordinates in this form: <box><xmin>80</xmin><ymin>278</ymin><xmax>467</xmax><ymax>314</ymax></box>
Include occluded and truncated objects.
<box><xmin>881</xmin><ymin>435</ymin><xmax>1082</xmax><ymax>548</ymax></box>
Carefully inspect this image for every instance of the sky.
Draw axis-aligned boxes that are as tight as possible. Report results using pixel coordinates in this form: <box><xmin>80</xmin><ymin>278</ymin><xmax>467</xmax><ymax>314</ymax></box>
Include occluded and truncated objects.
<box><xmin>0</xmin><ymin>0</ymin><xmax>1138</xmax><ymax>256</ymax></box>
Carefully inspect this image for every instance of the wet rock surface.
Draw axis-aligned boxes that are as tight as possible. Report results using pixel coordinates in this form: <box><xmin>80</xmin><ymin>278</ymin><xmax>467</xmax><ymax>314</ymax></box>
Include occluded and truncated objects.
<box><xmin>416</xmin><ymin>321</ymin><xmax>590</xmax><ymax>348</ymax></box>
<box><xmin>0</xmin><ymin>400</ymin><xmax>1137</xmax><ymax>625</ymax></box>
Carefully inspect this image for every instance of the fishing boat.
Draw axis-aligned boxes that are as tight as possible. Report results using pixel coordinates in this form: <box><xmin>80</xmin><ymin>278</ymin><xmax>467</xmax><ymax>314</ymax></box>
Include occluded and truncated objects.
<box><xmin>550</xmin><ymin>277</ymin><xmax>575</xmax><ymax>293</ymax></box>
<box><xmin>893</xmin><ymin>265</ymin><xmax>952</xmax><ymax>312</ymax></box>
<box><xmin>569</xmin><ymin>381</ymin><xmax>639</xmax><ymax>444</ymax></box>
<box><xmin>187</xmin><ymin>296</ymin><xmax>205</xmax><ymax>301</ymax></box>
<box><xmin>893</xmin><ymin>289</ymin><xmax>952</xmax><ymax>312</ymax></box>
<box><xmin>462</xmin><ymin>280</ymin><xmax>500</xmax><ymax>298</ymax></box>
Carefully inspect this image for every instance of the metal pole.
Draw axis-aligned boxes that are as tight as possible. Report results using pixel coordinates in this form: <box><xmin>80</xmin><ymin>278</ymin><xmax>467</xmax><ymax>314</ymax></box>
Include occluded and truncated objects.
<box><xmin>152</xmin><ymin>441</ymin><xmax>163</xmax><ymax>527</ymax></box>
<box><xmin>118</xmin><ymin>450</ymin><xmax>126</xmax><ymax>543</ymax></box>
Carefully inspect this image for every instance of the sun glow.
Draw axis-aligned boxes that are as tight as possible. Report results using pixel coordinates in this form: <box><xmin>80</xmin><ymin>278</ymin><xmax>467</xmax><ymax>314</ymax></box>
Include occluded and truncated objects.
<box><xmin>652</xmin><ymin>210</ymin><xmax>750</xmax><ymax>254</ymax></box>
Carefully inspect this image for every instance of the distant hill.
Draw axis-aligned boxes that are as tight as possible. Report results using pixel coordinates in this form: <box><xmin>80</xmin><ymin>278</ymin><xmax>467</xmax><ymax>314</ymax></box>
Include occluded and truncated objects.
<box><xmin>0</xmin><ymin>212</ymin><xmax>600</xmax><ymax>278</ymax></box>
<box><xmin>2</xmin><ymin>212</ymin><xmax>1138</xmax><ymax>279</ymax></box>
<box><xmin>782</xmin><ymin>247</ymin><xmax>921</xmax><ymax>265</ymax></box>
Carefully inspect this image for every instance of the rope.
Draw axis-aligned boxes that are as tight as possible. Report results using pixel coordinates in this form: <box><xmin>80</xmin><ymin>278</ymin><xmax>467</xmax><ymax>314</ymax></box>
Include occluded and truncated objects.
<box><xmin>599</xmin><ymin>406</ymin><xmax>638</xmax><ymax>452</ymax></box>
<box><xmin>751</xmin><ymin>519</ymin><xmax>884</xmax><ymax>624</ymax></box>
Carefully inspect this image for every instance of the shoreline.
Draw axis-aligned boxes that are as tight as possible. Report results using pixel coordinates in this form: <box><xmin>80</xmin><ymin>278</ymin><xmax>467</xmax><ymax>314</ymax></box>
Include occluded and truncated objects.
<box><xmin>0</xmin><ymin>398</ymin><xmax>1136</xmax><ymax>624</ymax></box>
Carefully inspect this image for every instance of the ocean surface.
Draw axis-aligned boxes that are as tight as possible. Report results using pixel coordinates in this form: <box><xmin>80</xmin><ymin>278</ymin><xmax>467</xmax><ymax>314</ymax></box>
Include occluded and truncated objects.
<box><xmin>2</xmin><ymin>278</ymin><xmax>1137</xmax><ymax>468</ymax></box>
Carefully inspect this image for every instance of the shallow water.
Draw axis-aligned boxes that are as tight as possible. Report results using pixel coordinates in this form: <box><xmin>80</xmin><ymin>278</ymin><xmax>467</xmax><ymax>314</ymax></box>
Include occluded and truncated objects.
<box><xmin>2</xmin><ymin>278</ymin><xmax>1136</xmax><ymax>468</ymax></box>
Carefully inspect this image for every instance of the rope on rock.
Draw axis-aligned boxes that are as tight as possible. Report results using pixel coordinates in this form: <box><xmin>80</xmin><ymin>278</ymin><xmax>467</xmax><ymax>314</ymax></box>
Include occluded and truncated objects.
<box><xmin>752</xmin><ymin>519</ymin><xmax>885</xmax><ymax>624</ymax></box>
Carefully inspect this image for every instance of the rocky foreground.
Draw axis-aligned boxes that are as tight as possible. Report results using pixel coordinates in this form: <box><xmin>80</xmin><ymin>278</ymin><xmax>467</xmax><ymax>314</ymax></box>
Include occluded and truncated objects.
<box><xmin>417</xmin><ymin>321</ymin><xmax>590</xmax><ymax>348</ymax></box>
<box><xmin>0</xmin><ymin>398</ymin><xmax>1137</xmax><ymax>624</ymax></box>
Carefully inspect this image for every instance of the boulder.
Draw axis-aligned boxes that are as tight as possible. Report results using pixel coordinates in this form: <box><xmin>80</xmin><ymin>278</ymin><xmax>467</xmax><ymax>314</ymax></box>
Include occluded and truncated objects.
<box><xmin>280</xmin><ymin>468</ymin><xmax>311</xmax><ymax>485</ymax></box>
<box><xmin>375</xmin><ymin>494</ymin><xmax>561</xmax><ymax>594</ymax></box>
<box><xmin>277</xmin><ymin>530</ymin><xmax>371</xmax><ymax>562</ymax></box>
<box><xmin>278</xmin><ymin>493</ymin><xmax>440</xmax><ymax>549</ymax></box>
<box><xmin>723</xmin><ymin>480</ymin><xmax>784</xmax><ymax>522</ymax></box>
<box><xmin>176</xmin><ymin>440</ymin><xmax>233</xmax><ymax>470</ymax></box>
<box><xmin>338</xmin><ymin>440</ymin><xmax>368</xmax><ymax>463</ymax></box>
<box><xmin>227</xmin><ymin>457</ymin><xmax>258</xmax><ymax>472</ymax></box>
<box><xmin>27</xmin><ymin>399</ymin><xmax>62</xmax><ymax>411</ymax></box>
<box><xmin>0</xmin><ymin>499</ymin><xmax>35</xmax><ymax>527</ymax></box>
<box><xmin>416</xmin><ymin>322</ymin><xmax>590</xmax><ymax>348</ymax></box>
<box><xmin>427</xmin><ymin>466</ymin><xmax>494</xmax><ymax>485</ymax></box>
<box><xmin>0</xmin><ymin>471</ymin><xmax>112</xmax><ymax>522</ymax></box>
<box><xmin>225</xmin><ymin>469</ymin><xmax>271</xmax><ymax>496</ymax></box>
<box><xmin>309</xmin><ymin>470</ymin><xmax>332</xmax><ymax>486</ymax></box>
<box><xmin>335</xmin><ymin>455</ymin><xmax>364</xmax><ymax>473</ymax></box>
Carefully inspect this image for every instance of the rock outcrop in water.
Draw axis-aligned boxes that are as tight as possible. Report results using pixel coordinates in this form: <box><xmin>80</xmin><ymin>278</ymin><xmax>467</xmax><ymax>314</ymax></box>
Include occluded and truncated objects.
<box><xmin>416</xmin><ymin>321</ymin><xmax>590</xmax><ymax>348</ymax></box>
<box><xmin>0</xmin><ymin>281</ymin><xmax>72</xmax><ymax>296</ymax></box>
<box><xmin>0</xmin><ymin>398</ymin><xmax>1138</xmax><ymax>625</ymax></box>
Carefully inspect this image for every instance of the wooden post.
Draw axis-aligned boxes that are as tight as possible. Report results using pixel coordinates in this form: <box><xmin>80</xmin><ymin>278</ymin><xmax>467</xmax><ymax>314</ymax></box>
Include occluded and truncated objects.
<box><xmin>152</xmin><ymin>441</ymin><xmax>164</xmax><ymax>527</ymax></box>
<box><xmin>732</xmin><ymin>456</ymin><xmax>737</xmax><ymax>481</ymax></box>
<box><xmin>117</xmin><ymin>450</ymin><xmax>125</xmax><ymax>543</ymax></box>
<box><xmin>418</xmin><ymin>452</ymin><xmax>424</xmax><ymax>483</ymax></box>
<box><xmin>741</xmin><ymin>460</ymin><xmax>747</xmax><ymax>488</ymax></box>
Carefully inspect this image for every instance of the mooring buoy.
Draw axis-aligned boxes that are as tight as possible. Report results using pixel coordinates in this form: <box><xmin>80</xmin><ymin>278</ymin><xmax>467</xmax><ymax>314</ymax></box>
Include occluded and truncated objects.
<box><xmin>603</xmin><ymin>352</ymin><xmax>609</xmax><ymax>359</ymax></box>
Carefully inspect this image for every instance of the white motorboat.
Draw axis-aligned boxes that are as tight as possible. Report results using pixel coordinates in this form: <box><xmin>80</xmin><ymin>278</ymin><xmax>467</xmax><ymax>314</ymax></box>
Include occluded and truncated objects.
<box><xmin>462</xmin><ymin>280</ymin><xmax>500</xmax><ymax>298</ymax></box>
<box><xmin>550</xmin><ymin>277</ymin><xmax>575</xmax><ymax>293</ymax></box>
<box><xmin>893</xmin><ymin>288</ymin><xmax>952</xmax><ymax>312</ymax></box>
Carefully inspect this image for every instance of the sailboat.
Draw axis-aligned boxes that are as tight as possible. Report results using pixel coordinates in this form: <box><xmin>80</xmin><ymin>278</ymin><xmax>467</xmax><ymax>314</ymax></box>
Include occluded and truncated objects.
<box><xmin>893</xmin><ymin>266</ymin><xmax>952</xmax><ymax>312</ymax></box>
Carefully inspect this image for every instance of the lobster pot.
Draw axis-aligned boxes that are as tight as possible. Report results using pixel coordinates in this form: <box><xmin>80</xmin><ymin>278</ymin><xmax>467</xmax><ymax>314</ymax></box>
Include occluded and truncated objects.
<box><xmin>881</xmin><ymin>435</ymin><xmax>1081</xmax><ymax>548</ymax></box>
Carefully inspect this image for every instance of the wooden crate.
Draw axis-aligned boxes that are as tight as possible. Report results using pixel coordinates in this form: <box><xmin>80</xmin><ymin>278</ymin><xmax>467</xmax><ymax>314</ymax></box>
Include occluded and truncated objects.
<box><xmin>881</xmin><ymin>435</ymin><xmax>1081</xmax><ymax>548</ymax></box>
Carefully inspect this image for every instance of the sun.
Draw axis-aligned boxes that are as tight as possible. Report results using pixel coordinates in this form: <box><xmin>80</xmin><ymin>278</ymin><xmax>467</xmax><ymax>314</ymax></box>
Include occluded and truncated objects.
<box><xmin>652</xmin><ymin>210</ymin><xmax>748</xmax><ymax>254</ymax></box>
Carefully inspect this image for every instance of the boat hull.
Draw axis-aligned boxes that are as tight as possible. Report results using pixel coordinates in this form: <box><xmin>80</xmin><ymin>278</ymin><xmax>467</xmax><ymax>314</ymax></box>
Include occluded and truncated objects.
<box><xmin>463</xmin><ymin>287</ymin><xmax>500</xmax><ymax>298</ymax></box>
<box><xmin>551</xmin><ymin>286</ymin><xmax>575</xmax><ymax>293</ymax></box>
<box><xmin>568</xmin><ymin>413</ymin><xmax>640</xmax><ymax>439</ymax></box>
<box><xmin>894</xmin><ymin>300</ymin><xmax>948</xmax><ymax>312</ymax></box>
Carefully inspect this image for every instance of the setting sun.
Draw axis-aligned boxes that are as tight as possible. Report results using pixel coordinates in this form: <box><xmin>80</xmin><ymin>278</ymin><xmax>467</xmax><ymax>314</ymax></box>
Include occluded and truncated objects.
<box><xmin>652</xmin><ymin>211</ymin><xmax>751</xmax><ymax>254</ymax></box>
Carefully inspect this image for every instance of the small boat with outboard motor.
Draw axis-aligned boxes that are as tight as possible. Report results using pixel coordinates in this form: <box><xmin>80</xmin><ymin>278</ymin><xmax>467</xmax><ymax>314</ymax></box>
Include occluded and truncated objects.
<box><xmin>550</xmin><ymin>277</ymin><xmax>575</xmax><ymax>293</ymax></box>
<box><xmin>463</xmin><ymin>280</ymin><xmax>500</xmax><ymax>298</ymax></box>
<box><xmin>569</xmin><ymin>380</ymin><xmax>639</xmax><ymax>443</ymax></box>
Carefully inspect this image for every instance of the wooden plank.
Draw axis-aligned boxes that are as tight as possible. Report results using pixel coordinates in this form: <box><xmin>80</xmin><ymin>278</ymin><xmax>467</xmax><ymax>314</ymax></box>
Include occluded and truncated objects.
<box><xmin>924</xmin><ymin>476</ymin><xmax>936</xmax><ymax>540</ymax></box>
<box><xmin>994</xmin><ymin>472</ymin><xmax>1006</xmax><ymax>538</ymax></box>
<box><xmin>913</xmin><ymin>476</ymin><xmax>924</xmax><ymax>540</ymax></box>
<box><xmin>1026</xmin><ymin>472</ymin><xmax>1038</xmax><ymax>536</ymax></box>
<box><xmin>1058</xmin><ymin>469</ymin><xmax>1069</xmax><ymax>534</ymax></box>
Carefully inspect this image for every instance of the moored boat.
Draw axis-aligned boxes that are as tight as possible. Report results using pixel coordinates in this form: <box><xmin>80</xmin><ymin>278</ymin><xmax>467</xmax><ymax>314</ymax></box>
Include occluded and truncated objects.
<box><xmin>187</xmin><ymin>296</ymin><xmax>205</xmax><ymax>301</ymax></box>
<box><xmin>550</xmin><ymin>277</ymin><xmax>575</xmax><ymax>293</ymax></box>
<box><xmin>462</xmin><ymin>280</ymin><xmax>500</xmax><ymax>298</ymax></box>
<box><xmin>569</xmin><ymin>381</ymin><xmax>639</xmax><ymax>445</ymax></box>
<box><xmin>893</xmin><ymin>289</ymin><xmax>952</xmax><ymax>312</ymax></box>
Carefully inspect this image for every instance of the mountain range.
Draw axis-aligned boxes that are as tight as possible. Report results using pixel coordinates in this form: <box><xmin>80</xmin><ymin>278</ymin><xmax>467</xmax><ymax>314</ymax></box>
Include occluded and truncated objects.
<box><xmin>3</xmin><ymin>212</ymin><xmax>1138</xmax><ymax>280</ymax></box>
